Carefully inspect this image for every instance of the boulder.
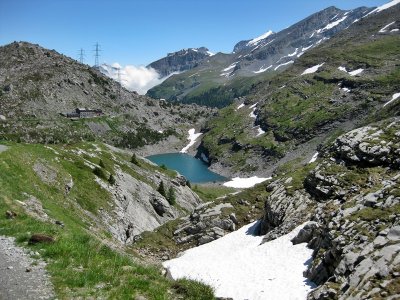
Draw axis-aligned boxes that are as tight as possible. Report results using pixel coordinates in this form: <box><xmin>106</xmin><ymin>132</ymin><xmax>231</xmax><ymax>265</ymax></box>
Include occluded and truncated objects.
<box><xmin>149</xmin><ymin>196</ymin><xmax>173</xmax><ymax>217</ymax></box>
<box><xmin>291</xmin><ymin>222</ymin><xmax>319</xmax><ymax>245</ymax></box>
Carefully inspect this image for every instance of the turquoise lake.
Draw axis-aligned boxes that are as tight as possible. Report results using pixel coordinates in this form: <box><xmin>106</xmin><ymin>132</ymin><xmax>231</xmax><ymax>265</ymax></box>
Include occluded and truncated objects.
<box><xmin>146</xmin><ymin>153</ymin><xmax>226</xmax><ymax>183</ymax></box>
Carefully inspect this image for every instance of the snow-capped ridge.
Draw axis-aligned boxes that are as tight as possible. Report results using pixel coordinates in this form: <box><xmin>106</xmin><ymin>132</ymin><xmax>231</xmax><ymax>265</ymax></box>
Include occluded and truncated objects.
<box><xmin>365</xmin><ymin>0</ymin><xmax>400</xmax><ymax>17</ymax></box>
<box><xmin>246</xmin><ymin>30</ymin><xmax>274</xmax><ymax>47</ymax></box>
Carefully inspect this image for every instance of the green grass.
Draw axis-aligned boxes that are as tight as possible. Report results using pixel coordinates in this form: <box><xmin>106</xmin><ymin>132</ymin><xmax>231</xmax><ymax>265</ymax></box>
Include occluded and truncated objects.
<box><xmin>0</xmin><ymin>142</ymin><xmax>215</xmax><ymax>299</ymax></box>
<box><xmin>192</xmin><ymin>185</ymin><xmax>236</xmax><ymax>202</ymax></box>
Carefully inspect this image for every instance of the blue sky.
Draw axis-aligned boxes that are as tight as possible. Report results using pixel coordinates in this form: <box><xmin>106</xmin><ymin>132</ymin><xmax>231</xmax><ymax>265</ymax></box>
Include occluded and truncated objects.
<box><xmin>0</xmin><ymin>0</ymin><xmax>388</xmax><ymax>66</ymax></box>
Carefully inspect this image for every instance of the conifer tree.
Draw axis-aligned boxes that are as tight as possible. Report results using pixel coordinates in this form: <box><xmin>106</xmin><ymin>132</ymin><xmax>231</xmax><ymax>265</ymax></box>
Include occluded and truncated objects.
<box><xmin>167</xmin><ymin>186</ymin><xmax>176</xmax><ymax>205</ymax></box>
<box><xmin>157</xmin><ymin>181</ymin><xmax>166</xmax><ymax>197</ymax></box>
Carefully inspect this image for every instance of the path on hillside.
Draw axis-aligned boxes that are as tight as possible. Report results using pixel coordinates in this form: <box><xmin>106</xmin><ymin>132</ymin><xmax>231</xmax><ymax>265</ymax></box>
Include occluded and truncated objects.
<box><xmin>0</xmin><ymin>145</ymin><xmax>8</xmax><ymax>153</ymax></box>
<box><xmin>0</xmin><ymin>236</ymin><xmax>55</xmax><ymax>300</ymax></box>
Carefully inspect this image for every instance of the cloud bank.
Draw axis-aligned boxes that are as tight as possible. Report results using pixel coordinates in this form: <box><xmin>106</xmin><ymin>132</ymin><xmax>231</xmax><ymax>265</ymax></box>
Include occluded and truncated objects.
<box><xmin>105</xmin><ymin>63</ymin><xmax>168</xmax><ymax>95</ymax></box>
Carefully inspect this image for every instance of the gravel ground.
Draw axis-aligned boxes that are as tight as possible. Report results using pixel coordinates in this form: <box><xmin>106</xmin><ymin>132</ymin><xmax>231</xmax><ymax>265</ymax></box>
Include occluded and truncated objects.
<box><xmin>0</xmin><ymin>236</ymin><xmax>55</xmax><ymax>300</ymax></box>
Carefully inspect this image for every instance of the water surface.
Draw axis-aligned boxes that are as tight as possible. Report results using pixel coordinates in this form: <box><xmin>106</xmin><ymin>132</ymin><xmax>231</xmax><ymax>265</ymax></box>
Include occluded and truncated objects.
<box><xmin>146</xmin><ymin>153</ymin><xmax>226</xmax><ymax>183</ymax></box>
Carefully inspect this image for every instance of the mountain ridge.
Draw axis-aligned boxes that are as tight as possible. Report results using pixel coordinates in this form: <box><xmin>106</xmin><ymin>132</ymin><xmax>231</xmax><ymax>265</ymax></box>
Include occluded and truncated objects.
<box><xmin>147</xmin><ymin>5</ymin><xmax>373</xmax><ymax>107</ymax></box>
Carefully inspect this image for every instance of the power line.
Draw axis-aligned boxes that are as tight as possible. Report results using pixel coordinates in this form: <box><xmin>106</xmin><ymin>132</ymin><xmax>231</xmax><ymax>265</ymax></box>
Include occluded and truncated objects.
<box><xmin>78</xmin><ymin>48</ymin><xmax>85</xmax><ymax>64</ymax></box>
<box><xmin>93</xmin><ymin>42</ymin><xmax>101</xmax><ymax>67</ymax></box>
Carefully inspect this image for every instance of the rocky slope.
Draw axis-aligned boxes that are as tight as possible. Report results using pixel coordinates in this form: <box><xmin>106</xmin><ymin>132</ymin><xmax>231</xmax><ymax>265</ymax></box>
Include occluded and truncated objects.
<box><xmin>259</xmin><ymin>118</ymin><xmax>400</xmax><ymax>299</ymax></box>
<box><xmin>147</xmin><ymin>6</ymin><xmax>372</xmax><ymax>107</ymax></box>
<box><xmin>135</xmin><ymin>117</ymin><xmax>400</xmax><ymax>299</ymax></box>
<box><xmin>0</xmin><ymin>41</ymin><xmax>214</xmax><ymax>151</ymax></box>
<box><xmin>147</xmin><ymin>47</ymin><xmax>214</xmax><ymax>78</ymax></box>
<box><xmin>196</xmin><ymin>2</ymin><xmax>400</xmax><ymax>177</ymax></box>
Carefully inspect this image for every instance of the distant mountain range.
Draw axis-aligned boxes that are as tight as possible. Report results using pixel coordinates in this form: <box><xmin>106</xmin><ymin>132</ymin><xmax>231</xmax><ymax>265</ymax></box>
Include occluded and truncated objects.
<box><xmin>146</xmin><ymin>5</ymin><xmax>373</xmax><ymax>107</ymax></box>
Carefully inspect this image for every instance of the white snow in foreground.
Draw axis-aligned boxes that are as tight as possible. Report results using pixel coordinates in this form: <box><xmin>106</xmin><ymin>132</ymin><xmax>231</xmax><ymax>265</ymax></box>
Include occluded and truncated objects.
<box><xmin>391</xmin><ymin>28</ymin><xmax>399</xmax><ymax>32</ymax></box>
<box><xmin>247</xmin><ymin>30</ymin><xmax>274</xmax><ymax>46</ymax></box>
<box><xmin>379</xmin><ymin>21</ymin><xmax>396</xmax><ymax>33</ymax></box>
<box><xmin>237</xmin><ymin>103</ymin><xmax>245</xmax><ymax>110</ymax></box>
<box><xmin>180</xmin><ymin>129</ymin><xmax>202</xmax><ymax>153</ymax></box>
<box><xmin>338</xmin><ymin>66</ymin><xmax>347</xmax><ymax>72</ymax></box>
<box><xmin>366</xmin><ymin>0</ymin><xmax>400</xmax><ymax>17</ymax></box>
<box><xmin>308</xmin><ymin>152</ymin><xmax>319</xmax><ymax>164</ymax></box>
<box><xmin>223</xmin><ymin>176</ymin><xmax>271</xmax><ymax>188</ymax></box>
<box><xmin>0</xmin><ymin>115</ymin><xmax>6</xmax><ymax>121</ymax></box>
<box><xmin>274</xmin><ymin>60</ymin><xmax>294</xmax><ymax>71</ymax></box>
<box><xmin>383</xmin><ymin>93</ymin><xmax>400</xmax><ymax>107</ymax></box>
<box><xmin>164</xmin><ymin>221</ymin><xmax>315</xmax><ymax>300</ymax></box>
<box><xmin>253</xmin><ymin>65</ymin><xmax>272</xmax><ymax>74</ymax></box>
<box><xmin>301</xmin><ymin>63</ymin><xmax>325</xmax><ymax>75</ymax></box>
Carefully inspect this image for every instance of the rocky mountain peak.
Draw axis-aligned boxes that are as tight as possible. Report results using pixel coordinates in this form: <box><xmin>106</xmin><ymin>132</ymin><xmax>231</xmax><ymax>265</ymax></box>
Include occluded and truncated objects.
<box><xmin>147</xmin><ymin>47</ymin><xmax>213</xmax><ymax>77</ymax></box>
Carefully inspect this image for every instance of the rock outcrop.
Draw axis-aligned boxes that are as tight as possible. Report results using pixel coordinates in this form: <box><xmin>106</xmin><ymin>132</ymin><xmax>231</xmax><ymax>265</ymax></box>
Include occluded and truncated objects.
<box><xmin>172</xmin><ymin>202</ymin><xmax>236</xmax><ymax>246</ymax></box>
<box><xmin>259</xmin><ymin>118</ymin><xmax>400</xmax><ymax>299</ymax></box>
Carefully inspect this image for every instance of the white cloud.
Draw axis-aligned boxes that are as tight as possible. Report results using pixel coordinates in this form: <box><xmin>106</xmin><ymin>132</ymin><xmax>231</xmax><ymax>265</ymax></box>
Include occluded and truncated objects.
<box><xmin>106</xmin><ymin>63</ymin><xmax>171</xmax><ymax>95</ymax></box>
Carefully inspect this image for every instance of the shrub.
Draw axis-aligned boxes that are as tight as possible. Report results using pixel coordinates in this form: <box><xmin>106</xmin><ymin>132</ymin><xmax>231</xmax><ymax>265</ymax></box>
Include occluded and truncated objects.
<box><xmin>108</xmin><ymin>174</ymin><xmax>116</xmax><ymax>185</ymax></box>
<box><xmin>167</xmin><ymin>187</ymin><xmax>176</xmax><ymax>205</ymax></box>
<box><xmin>157</xmin><ymin>181</ymin><xmax>166</xmax><ymax>197</ymax></box>
<box><xmin>130</xmin><ymin>153</ymin><xmax>139</xmax><ymax>165</ymax></box>
<box><xmin>93</xmin><ymin>166</ymin><xmax>106</xmax><ymax>179</ymax></box>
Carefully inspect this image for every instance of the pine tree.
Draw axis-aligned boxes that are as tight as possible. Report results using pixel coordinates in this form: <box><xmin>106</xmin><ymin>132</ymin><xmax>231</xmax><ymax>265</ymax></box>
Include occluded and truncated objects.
<box><xmin>108</xmin><ymin>174</ymin><xmax>116</xmax><ymax>185</ymax></box>
<box><xmin>167</xmin><ymin>186</ymin><xmax>176</xmax><ymax>205</ymax></box>
<box><xmin>157</xmin><ymin>181</ymin><xmax>166</xmax><ymax>197</ymax></box>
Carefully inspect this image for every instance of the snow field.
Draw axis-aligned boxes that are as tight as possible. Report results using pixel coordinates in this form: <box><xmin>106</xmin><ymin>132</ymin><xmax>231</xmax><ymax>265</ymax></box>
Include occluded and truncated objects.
<box><xmin>164</xmin><ymin>221</ymin><xmax>316</xmax><ymax>300</ymax></box>
<box><xmin>223</xmin><ymin>176</ymin><xmax>271</xmax><ymax>188</ymax></box>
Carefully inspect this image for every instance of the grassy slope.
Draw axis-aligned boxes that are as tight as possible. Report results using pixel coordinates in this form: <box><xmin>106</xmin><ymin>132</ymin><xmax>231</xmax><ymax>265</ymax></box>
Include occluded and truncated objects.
<box><xmin>147</xmin><ymin>60</ymin><xmax>275</xmax><ymax>108</ymax></box>
<box><xmin>0</xmin><ymin>142</ymin><xmax>214</xmax><ymax>299</ymax></box>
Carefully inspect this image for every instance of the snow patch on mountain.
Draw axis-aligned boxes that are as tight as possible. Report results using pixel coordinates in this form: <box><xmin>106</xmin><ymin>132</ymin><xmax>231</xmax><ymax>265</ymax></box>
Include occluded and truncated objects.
<box><xmin>301</xmin><ymin>63</ymin><xmax>325</xmax><ymax>75</ymax></box>
<box><xmin>366</xmin><ymin>0</ymin><xmax>400</xmax><ymax>17</ymax></box>
<box><xmin>379</xmin><ymin>21</ymin><xmax>396</xmax><ymax>33</ymax></box>
<box><xmin>274</xmin><ymin>60</ymin><xmax>294</xmax><ymax>71</ymax></box>
<box><xmin>223</xmin><ymin>176</ymin><xmax>272</xmax><ymax>188</ymax></box>
<box><xmin>253</xmin><ymin>65</ymin><xmax>273</xmax><ymax>74</ymax></box>
<box><xmin>163</xmin><ymin>221</ymin><xmax>315</xmax><ymax>300</ymax></box>
<box><xmin>247</xmin><ymin>30</ymin><xmax>274</xmax><ymax>47</ymax></box>
<box><xmin>383</xmin><ymin>93</ymin><xmax>400</xmax><ymax>107</ymax></box>
<box><xmin>308</xmin><ymin>152</ymin><xmax>319</xmax><ymax>164</ymax></box>
<box><xmin>180</xmin><ymin>129</ymin><xmax>202</xmax><ymax>153</ymax></box>
<box><xmin>338</xmin><ymin>66</ymin><xmax>364</xmax><ymax>76</ymax></box>
<box><xmin>237</xmin><ymin>103</ymin><xmax>245</xmax><ymax>110</ymax></box>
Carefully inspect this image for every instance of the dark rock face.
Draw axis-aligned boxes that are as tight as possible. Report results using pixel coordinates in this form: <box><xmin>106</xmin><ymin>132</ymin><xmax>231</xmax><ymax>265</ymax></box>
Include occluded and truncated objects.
<box><xmin>147</xmin><ymin>47</ymin><xmax>212</xmax><ymax>77</ymax></box>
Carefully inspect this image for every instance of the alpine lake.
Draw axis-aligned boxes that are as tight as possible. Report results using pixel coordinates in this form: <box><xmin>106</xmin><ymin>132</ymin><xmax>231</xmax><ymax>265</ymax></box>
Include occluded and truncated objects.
<box><xmin>146</xmin><ymin>153</ymin><xmax>226</xmax><ymax>183</ymax></box>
